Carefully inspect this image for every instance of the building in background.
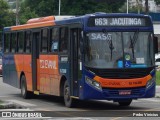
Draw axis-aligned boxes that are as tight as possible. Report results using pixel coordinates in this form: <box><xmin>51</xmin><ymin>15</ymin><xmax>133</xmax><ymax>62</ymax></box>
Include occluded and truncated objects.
<box><xmin>129</xmin><ymin>0</ymin><xmax>159</xmax><ymax>12</ymax></box>
<box><xmin>142</xmin><ymin>0</ymin><xmax>157</xmax><ymax>12</ymax></box>
<box><xmin>129</xmin><ymin>0</ymin><xmax>141</xmax><ymax>8</ymax></box>
<box><xmin>5</xmin><ymin>0</ymin><xmax>16</xmax><ymax>12</ymax></box>
<box><xmin>5</xmin><ymin>0</ymin><xmax>16</xmax><ymax>6</ymax></box>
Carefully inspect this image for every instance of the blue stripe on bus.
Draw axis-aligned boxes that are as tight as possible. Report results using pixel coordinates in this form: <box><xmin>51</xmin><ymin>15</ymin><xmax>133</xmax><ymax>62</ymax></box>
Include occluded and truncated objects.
<box><xmin>4</xmin><ymin>27</ymin><xmax>11</xmax><ymax>32</ymax></box>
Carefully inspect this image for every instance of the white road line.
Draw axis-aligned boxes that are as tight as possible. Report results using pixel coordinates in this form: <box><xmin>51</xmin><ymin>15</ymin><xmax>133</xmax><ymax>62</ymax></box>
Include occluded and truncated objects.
<box><xmin>139</xmin><ymin>98</ymin><xmax>160</xmax><ymax>102</ymax></box>
<box><xmin>0</xmin><ymin>109</ymin><xmax>32</xmax><ymax>111</ymax></box>
<box><xmin>0</xmin><ymin>96</ymin><xmax>10</xmax><ymax>98</ymax></box>
<box><xmin>134</xmin><ymin>98</ymin><xmax>160</xmax><ymax>102</ymax></box>
<box><xmin>6</xmin><ymin>100</ymin><xmax>36</xmax><ymax>107</ymax></box>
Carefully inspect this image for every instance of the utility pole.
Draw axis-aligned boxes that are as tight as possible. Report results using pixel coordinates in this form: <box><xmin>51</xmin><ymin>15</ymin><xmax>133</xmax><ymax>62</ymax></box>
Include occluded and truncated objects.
<box><xmin>145</xmin><ymin>0</ymin><xmax>149</xmax><ymax>14</ymax></box>
<box><xmin>59</xmin><ymin>0</ymin><xmax>61</xmax><ymax>16</ymax></box>
<box><xmin>127</xmin><ymin>0</ymin><xmax>128</xmax><ymax>14</ymax></box>
<box><xmin>136</xmin><ymin>0</ymin><xmax>140</xmax><ymax>14</ymax></box>
<box><xmin>16</xmin><ymin>0</ymin><xmax>19</xmax><ymax>25</ymax></box>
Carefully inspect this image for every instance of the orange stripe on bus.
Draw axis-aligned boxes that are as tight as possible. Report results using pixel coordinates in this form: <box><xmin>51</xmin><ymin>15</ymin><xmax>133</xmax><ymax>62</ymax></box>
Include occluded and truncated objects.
<box><xmin>11</xmin><ymin>21</ymin><xmax>55</xmax><ymax>31</ymax></box>
<box><xmin>27</xmin><ymin>16</ymin><xmax>55</xmax><ymax>24</ymax></box>
<box><xmin>94</xmin><ymin>75</ymin><xmax>152</xmax><ymax>88</ymax></box>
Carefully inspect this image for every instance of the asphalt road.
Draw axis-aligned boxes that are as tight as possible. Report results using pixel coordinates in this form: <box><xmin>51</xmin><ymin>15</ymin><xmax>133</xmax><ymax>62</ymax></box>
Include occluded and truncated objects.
<box><xmin>0</xmin><ymin>77</ymin><xmax>160</xmax><ymax>120</ymax></box>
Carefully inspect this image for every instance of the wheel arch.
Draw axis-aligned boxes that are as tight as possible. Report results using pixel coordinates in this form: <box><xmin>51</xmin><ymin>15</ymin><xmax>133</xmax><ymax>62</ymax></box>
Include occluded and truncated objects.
<box><xmin>60</xmin><ymin>75</ymin><xmax>67</xmax><ymax>96</ymax></box>
<box><xmin>19</xmin><ymin>71</ymin><xmax>25</xmax><ymax>89</ymax></box>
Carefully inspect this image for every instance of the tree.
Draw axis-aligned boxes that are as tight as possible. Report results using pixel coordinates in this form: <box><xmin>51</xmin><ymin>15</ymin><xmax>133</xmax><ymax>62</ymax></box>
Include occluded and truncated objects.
<box><xmin>20</xmin><ymin>0</ymin><xmax>126</xmax><ymax>17</ymax></box>
<box><xmin>0</xmin><ymin>0</ymin><xmax>15</xmax><ymax>50</ymax></box>
<box><xmin>21</xmin><ymin>0</ymin><xmax>58</xmax><ymax>17</ymax></box>
<box><xmin>60</xmin><ymin>0</ymin><xmax>111</xmax><ymax>15</ymax></box>
<box><xmin>155</xmin><ymin>0</ymin><xmax>160</xmax><ymax>5</ymax></box>
<box><xmin>100</xmin><ymin>0</ymin><xmax>126</xmax><ymax>13</ymax></box>
<box><xmin>19</xmin><ymin>0</ymin><xmax>126</xmax><ymax>23</ymax></box>
<box><xmin>0</xmin><ymin>0</ymin><xmax>15</xmax><ymax>28</ymax></box>
<box><xmin>19</xmin><ymin>1</ymin><xmax>38</xmax><ymax>24</ymax></box>
<box><xmin>145</xmin><ymin>0</ymin><xmax>149</xmax><ymax>14</ymax></box>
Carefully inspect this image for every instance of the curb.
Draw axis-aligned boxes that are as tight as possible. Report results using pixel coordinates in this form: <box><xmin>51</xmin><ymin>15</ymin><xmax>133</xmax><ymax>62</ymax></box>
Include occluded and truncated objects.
<box><xmin>156</xmin><ymin>86</ymin><xmax>160</xmax><ymax>98</ymax></box>
<box><xmin>0</xmin><ymin>101</ymin><xmax>25</xmax><ymax>109</ymax></box>
<box><xmin>0</xmin><ymin>102</ymin><xmax>15</xmax><ymax>109</ymax></box>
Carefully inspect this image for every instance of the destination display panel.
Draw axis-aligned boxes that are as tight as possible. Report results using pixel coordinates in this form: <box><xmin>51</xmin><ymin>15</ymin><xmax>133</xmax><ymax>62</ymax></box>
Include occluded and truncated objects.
<box><xmin>88</xmin><ymin>16</ymin><xmax>151</xmax><ymax>27</ymax></box>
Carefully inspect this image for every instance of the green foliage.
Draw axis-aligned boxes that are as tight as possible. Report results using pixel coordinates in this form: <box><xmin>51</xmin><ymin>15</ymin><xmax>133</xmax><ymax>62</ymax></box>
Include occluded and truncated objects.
<box><xmin>102</xmin><ymin>0</ymin><xmax>126</xmax><ymax>13</ymax></box>
<box><xmin>19</xmin><ymin>0</ymin><xmax>126</xmax><ymax>23</ymax></box>
<box><xmin>0</xmin><ymin>0</ymin><xmax>15</xmax><ymax>28</ymax></box>
<box><xmin>156</xmin><ymin>71</ymin><xmax>160</xmax><ymax>85</ymax></box>
<box><xmin>22</xmin><ymin>0</ymin><xmax>58</xmax><ymax>16</ymax></box>
<box><xmin>19</xmin><ymin>1</ymin><xmax>38</xmax><ymax>24</ymax></box>
<box><xmin>155</xmin><ymin>0</ymin><xmax>160</xmax><ymax>5</ymax></box>
<box><xmin>60</xmin><ymin>0</ymin><xmax>111</xmax><ymax>15</ymax></box>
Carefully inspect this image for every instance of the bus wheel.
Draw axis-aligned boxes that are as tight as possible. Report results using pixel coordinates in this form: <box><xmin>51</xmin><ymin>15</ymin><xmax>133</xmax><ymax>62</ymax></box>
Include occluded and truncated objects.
<box><xmin>64</xmin><ymin>81</ymin><xmax>75</xmax><ymax>107</ymax></box>
<box><xmin>21</xmin><ymin>75</ymin><xmax>32</xmax><ymax>99</ymax></box>
<box><xmin>118</xmin><ymin>100</ymin><xmax>132</xmax><ymax>106</ymax></box>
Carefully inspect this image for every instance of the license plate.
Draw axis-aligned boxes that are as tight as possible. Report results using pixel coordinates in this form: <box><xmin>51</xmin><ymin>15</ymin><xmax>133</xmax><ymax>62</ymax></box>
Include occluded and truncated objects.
<box><xmin>119</xmin><ymin>90</ymin><xmax>131</xmax><ymax>95</ymax></box>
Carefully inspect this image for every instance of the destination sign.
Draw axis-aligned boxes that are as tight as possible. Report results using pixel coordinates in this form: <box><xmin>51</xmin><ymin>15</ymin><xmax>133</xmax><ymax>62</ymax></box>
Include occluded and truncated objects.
<box><xmin>88</xmin><ymin>17</ymin><xmax>151</xmax><ymax>27</ymax></box>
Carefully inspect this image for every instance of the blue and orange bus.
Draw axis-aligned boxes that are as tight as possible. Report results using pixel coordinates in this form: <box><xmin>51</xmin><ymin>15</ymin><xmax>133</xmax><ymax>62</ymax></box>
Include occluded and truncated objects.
<box><xmin>2</xmin><ymin>13</ymin><xmax>158</xmax><ymax>107</ymax></box>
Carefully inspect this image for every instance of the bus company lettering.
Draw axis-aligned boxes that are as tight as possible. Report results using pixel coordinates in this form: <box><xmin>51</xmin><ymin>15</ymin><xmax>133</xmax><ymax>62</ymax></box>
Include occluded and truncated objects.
<box><xmin>110</xmin><ymin>18</ymin><xmax>142</xmax><ymax>26</ymax></box>
<box><xmin>40</xmin><ymin>60</ymin><xmax>57</xmax><ymax>69</ymax></box>
<box><xmin>104</xmin><ymin>81</ymin><xmax>142</xmax><ymax>86</ymax></box>
<box><xmin>129</xmin><ymin>81</ymin><xmax>142</xmax><ymax>85</ymax></box>
<box><xmin>90</xmin><ymin>33</ymin><xmax>112</xmax><ymax>41</ymax></box>
<box><xmin>104</xmin><ymin>82</ymin><xmax>120</xmax><ymax>86</ymax></box>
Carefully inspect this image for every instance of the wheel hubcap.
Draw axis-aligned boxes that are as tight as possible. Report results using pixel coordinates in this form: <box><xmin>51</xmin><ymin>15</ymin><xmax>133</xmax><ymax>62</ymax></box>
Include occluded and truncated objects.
<box><xmin>22</xmin><ymin>82</ymin><xmax>25</xmax><ymax>96</ymax></box>
<box><xmin>64</xmin><ymin>86</ymin><xmax>70</xmax><ymax>101</ymax></box>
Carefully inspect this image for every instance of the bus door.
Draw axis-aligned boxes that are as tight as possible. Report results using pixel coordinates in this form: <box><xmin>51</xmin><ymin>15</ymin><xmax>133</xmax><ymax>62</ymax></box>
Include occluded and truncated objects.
<box><xmin>70</xmin><ymin>27</ymin><xmax>82</xmax><ymax>97</ymax></box>
<box><xmin>31</xmin><ymin>31</ymin><xmax>40</xmax><ymax>92</ymax></box>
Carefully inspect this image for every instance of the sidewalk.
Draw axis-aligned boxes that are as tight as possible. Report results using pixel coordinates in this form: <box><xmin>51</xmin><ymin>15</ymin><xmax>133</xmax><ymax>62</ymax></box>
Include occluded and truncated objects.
<box><xmin>156</xmin><ymin>86</ymin><xmax>160</xmax><ymax>97</ymax></box>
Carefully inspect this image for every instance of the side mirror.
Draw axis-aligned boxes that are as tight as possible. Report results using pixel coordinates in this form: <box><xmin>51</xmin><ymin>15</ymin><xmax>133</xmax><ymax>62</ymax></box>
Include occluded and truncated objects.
<box><xmin>154</xmin><ymin>36</ymin><xmax>158</xmax><ymax>54</ymax></box>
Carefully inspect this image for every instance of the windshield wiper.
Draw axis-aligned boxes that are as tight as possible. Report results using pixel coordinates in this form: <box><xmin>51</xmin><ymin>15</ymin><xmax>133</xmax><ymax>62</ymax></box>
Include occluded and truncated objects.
<box><xmin>148</xmin><ymin>33</ymin><xmax>152</xmax><ymax>65</ymax></box>
<box><xmin>103</xmin><ymin>29</ymin><xmax>114</xmax><ymax>60</ymax></box>
<box><xmin>129</xmin><ymin>30</ymin><xmax>139</xmax><ymax>59</ymax></box>
<box><xmin>108</xmin><ymin>39</ymin><xmax>114</xmax><ymax>60</ymax></box>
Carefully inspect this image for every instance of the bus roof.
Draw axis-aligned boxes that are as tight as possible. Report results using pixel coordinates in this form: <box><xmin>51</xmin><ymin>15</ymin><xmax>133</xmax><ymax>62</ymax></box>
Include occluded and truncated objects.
<box><xmin>3</xmin><ymin>13</ymin><xmax>151</xmax><ymax>32</ymax></box>
<box><xmin>4</xmin><ymin>15</ymin><xmax>76</xmax><ymax>32</ymax></box>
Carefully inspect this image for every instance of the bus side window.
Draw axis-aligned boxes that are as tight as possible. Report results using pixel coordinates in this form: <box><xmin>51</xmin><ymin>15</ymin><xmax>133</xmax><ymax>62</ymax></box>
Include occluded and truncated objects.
<box><xmin>41</xmin><ymin>28</ymin><xmax>48</xmax><ymax>53</ymax></box>
<box><xmin>60</xmin><ymin>27</ymin><xmax>68</xmax><ymax>52</ymax></box>
<box><xmin>50</xmin><ymin>27</ymin><xmax>59</xmax><ymax>52</ymax></box>
<box><xmin>24</xmin><ymin>31</ymin><xmax>31</xmax><ymax>53</ymax></box>
<box><xmin>4</xmin><ymin>33</ymin><xmax>10</xmax><ymax>53</ymax></box>
<box><xmin>10</xmin><ymin>33</ymin><xmax>17</xmax><ymax>53</ymax></box>
<box><xmin>17</xmin><ymin>32</ymin><xmax>24</xmax><ymax>53</ymax></box>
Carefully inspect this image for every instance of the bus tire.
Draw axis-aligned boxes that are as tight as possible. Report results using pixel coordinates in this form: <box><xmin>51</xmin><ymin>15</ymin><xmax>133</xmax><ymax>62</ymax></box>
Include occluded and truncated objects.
<box><xmin>118</xmin><ymin>100</ymin><xmax>132</xmax><ymax>106</ymax></box>
<box><xmin>64</xmin><ymin>80</ymin><xmax>75</xmax><ymax>107</ymax></box>
<box><xmin>21</xmin><ymin>75</ymin><xmax>32</xmax><ymax>99</ymax></box>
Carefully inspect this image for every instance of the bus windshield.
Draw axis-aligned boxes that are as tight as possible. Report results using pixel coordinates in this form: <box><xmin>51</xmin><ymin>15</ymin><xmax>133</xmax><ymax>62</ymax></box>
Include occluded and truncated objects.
<box><xmin>84</xmin><ymin>31</ymin><xmax>154</xmax><ymax>69</ymax></box>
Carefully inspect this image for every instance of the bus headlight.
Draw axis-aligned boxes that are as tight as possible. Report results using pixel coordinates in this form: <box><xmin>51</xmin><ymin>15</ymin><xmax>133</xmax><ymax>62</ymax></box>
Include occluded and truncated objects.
<box><xmin>146</xmin><ymin>76</ymin><xmax>155</xmax><ymax>89</ymax></box>
<box><xmin>85</xmin><ymin>76</ymin><xmax>102</xmax><ymax>91</ymax></box>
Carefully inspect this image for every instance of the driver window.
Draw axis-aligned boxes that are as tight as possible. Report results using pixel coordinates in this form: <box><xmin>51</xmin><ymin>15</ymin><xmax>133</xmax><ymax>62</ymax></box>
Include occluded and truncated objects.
<box><xmin>50</xmin><ymin>27</ymin><xmax>59</xmax><ymax>52</ymax></box>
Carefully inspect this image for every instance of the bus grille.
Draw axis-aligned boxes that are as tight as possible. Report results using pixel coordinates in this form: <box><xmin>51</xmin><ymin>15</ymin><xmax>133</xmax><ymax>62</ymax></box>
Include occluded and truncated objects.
<box><xmin>87</xmin><ymin>67</ymin><xmax>153</xmax><ymax>79</ymax></box>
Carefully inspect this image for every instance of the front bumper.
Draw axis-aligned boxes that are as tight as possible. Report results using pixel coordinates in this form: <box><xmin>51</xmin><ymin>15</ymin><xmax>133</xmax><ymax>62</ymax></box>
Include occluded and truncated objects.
<box><xmin>80</xmin><ymin>82</ymin><xmax>155</xmax><ymax>100</ymax></box>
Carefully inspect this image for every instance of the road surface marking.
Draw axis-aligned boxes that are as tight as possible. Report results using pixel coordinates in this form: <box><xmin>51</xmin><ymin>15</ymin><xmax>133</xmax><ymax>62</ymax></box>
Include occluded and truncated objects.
<box><xmin>133</xmin><ymin>98</ymin><xmax>160</xmax><ymax>102</ymax></box>
<box><xmin>6</xmin><ymin>100</ymin><xmax>36</xmax><ymax>107</ymax></box>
